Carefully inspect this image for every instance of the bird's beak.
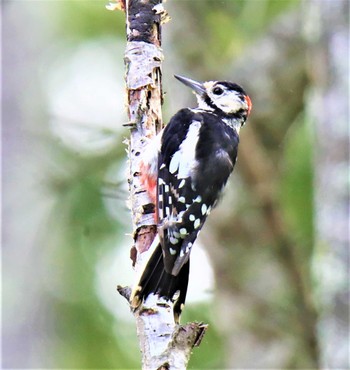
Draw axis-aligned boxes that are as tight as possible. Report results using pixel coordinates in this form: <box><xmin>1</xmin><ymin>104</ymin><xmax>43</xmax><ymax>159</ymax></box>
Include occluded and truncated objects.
<box><xmin>174</xmin><ymin>75</ymin><xmax>206</xmax><ymax>96</ymax></box>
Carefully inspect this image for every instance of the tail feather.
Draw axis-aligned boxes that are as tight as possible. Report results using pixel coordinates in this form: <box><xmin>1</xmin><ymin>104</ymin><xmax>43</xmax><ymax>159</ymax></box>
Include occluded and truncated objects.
<box><xmin>130</xmin><ymin>240</ymin><xmax>189</xmax><ymax>322</ymax></box>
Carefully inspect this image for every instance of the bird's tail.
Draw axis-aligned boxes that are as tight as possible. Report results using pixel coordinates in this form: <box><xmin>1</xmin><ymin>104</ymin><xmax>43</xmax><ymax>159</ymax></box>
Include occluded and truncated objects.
<box><xmin>130</xmin><ymin>235</ymin><xmax>189</xmax><ymax>323</ymax></box>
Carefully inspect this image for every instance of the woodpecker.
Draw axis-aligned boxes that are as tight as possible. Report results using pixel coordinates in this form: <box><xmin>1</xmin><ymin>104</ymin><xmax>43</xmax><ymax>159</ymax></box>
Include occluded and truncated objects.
<box><xmin>130</xmin><ymin>75</ymin><xmax>252</xmax><ymax>322</ymax></box>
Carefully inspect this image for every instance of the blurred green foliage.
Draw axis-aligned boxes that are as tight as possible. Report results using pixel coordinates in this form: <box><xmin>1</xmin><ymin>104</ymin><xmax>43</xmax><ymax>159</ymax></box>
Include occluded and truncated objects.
<box><xmin>57</xmin><ymin>0</ymin><xmax>125</xmax><ymax>40</ymax></box>
<box><xmin>45</xmin><ymin>0</ymin><xmax>313</xmax><ymax>367</ymax></box>
<box><xmin>43</xmin><ymin>142</ymin><xmax>140</xmax><ymax>368</ymax></box>
<box><xmin>281</xmin><ymin>115</ymin><xmax>314</xmax><ymax>248</ymax></box>
<box><xmin>171</xmin><ymin>0</ymin><xmax>300</xmax><ymax>76</ymax></box>
<box><xmin>5</xmin><ymin>0</ymin><xmax>320</xmax><ymax>368</ymax></box>
<box><xmin>182</xmin><ymin>304</ymin><xmax>226</xmax><ymax>369</ymax></box>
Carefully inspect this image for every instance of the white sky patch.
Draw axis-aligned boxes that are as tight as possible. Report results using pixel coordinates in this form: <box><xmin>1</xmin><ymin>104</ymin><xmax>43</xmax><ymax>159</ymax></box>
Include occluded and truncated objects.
<box><xmin>95</xmin><ymin>239</ymin><xmax>214</xmax><ymax>323</ymax></box>
<box><xmin>43</xmin><ymin>38</ymin><xmax>126</xmax><ymax>154</ymax></box>
<box><xmin>187</xmin><ymin>242</ymin><xmax>214</xmax><ymax>302</ymax></box>
<box><xmin>102</xmin><ymin>161</ymin><xmax>130</xmax><ymax>225</ymax></box>
<box><xmin>95</xmin><ymin>235</ymin><xmax>135</xmax><ymax>323</ymax></box>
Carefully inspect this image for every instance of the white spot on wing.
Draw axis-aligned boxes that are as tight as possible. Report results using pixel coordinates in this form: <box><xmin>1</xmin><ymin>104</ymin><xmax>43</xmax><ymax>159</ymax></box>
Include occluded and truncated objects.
<box><xmin>170</xmin><ymin>237</ymin><xmax>178</xmax><ymax>245</ymax></box>
<box><xmin>189</xmin><ymin>214</ymin><xmax>195</xmax><ymax>221</ymax></box>
<box><xmin>186</xmin><ymin>242</ymin><xmax>193</xmax><ymax>253</ymax></box>
<box><xmin>180</xmin><ymin>228</ymin><xmax>187</xmax><ymax>236</ymax></box>
<box><xmin>194</xmin><ymin>219</ymin><xmax>201</xmax><ymax>229</ymax></box>
<box><xmin>169</xmin><ymin>247</ymin><xmax>177</xmax><ymax>255</ymax></box>
<box><xmin>177</xmin><ymin>211</ymin><xmax>185</xmax><ymax>222</ymax></box>
<box><xmin>179</xmin><ymin>179</ymin><xmax>186</xmax><ymax>188</ymax></box>
<box><xmin>178</xmin><ymin>196</ymin><xmax>186</xmax><ymax>203</ymax></box>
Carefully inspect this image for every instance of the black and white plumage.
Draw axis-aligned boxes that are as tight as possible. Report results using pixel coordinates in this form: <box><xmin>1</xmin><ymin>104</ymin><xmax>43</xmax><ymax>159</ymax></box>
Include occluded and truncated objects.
<box><xmin>130</xmin><ymin>75</ymin><xmax>252</xmax><ymax>322</ymax></box>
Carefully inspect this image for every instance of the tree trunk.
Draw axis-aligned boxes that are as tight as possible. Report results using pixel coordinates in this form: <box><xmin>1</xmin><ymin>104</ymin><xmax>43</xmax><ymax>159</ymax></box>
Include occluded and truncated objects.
<box><xmin>114</xmin><ymin>1</ymin><xmax>207</xmax><ymax>368</ymax></box>
<box><xmin>305</xmin><ymin>0</ymin><xmax>349</xmax><ymax>368</ymax></box>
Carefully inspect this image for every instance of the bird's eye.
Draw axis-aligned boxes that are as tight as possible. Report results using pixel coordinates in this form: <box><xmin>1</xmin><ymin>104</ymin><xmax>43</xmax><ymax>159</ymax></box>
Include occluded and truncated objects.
<box><xmin>213</xmin><ymin>87</ymin><xmax>224</xmax><ymax>95</ymax></box>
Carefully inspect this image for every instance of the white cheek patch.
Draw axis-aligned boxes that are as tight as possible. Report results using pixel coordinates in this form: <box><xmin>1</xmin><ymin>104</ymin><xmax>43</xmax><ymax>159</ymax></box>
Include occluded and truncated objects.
<box><xmin>217</xmin><ymin>96</ymin><xmax>242</xmax><ymax>113</ymax></box>
<box><xmin>208</xmin><ymin>90</ymin><xmax>244</xmax><ymax>115</ymax></box>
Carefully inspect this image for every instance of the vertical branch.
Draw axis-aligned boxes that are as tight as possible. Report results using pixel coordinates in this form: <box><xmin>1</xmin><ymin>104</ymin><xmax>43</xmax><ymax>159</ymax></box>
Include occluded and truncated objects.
<box><xmin>125</xmin><ymin>0</ymin><xmax>163</xmax><ymax>261</ymax></box>
<box><xmin>111</xmin><ymin>1</ymin><xmax>207</xmax><ymax>369</ymax></box>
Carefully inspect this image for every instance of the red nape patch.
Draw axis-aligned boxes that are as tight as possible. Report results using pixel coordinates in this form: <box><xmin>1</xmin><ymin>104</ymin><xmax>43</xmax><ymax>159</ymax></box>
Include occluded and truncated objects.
<box><xmin>140</xmin><ymin>161</ymin><xmax>157</xmax><ymax>205</ymax></box>
<box><xmin>245</xmin><ymin>95</ymin><xmax>252</xmax><ymax>115</ymax></box>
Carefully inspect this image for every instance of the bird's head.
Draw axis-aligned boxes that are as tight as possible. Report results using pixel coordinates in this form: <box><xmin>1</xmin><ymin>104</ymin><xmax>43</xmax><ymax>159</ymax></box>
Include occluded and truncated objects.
<box><xmin>175</xmin><ymin>75</ymin><xmax>252</xmax><ymax>124</ymax></box>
